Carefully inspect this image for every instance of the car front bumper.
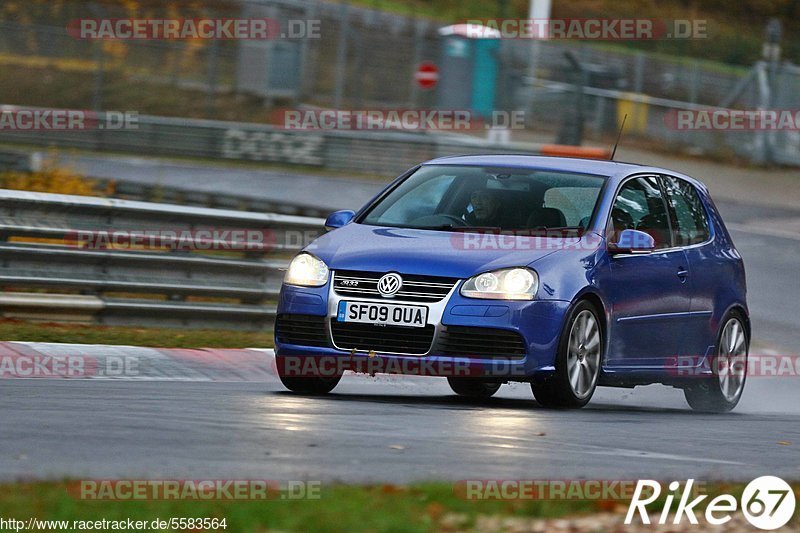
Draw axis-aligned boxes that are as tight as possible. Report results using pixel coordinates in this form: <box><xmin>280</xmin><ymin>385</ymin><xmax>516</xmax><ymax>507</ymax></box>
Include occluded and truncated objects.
<box><xmin>275</xmin><ymin>279</ymin><xmax>570</xmax><ymax>380</ymax></box>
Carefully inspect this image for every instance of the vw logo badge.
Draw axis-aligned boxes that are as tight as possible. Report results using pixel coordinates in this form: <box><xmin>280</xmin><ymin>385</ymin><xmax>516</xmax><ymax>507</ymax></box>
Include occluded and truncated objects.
<box><xmin>377</xmin><ymin>273</ymin><xmax>402</xmax><ymax>297</ymax></box>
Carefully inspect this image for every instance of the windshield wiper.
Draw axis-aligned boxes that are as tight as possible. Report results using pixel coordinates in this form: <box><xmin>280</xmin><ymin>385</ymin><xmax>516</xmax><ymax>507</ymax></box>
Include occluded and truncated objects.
<box><xmin>413</xmin><ymin>224</ymin><xmax>585</xmax><ymax>233</ymax></box>
<box><xmin>416</xmin><ymin>224</ymin><xmax>501</xmax><ymax>232</ymax></box>
<box><xmin>525</xmin><ymin>226</ymin><xmax>585</xmax><ymax>235</ymax></box>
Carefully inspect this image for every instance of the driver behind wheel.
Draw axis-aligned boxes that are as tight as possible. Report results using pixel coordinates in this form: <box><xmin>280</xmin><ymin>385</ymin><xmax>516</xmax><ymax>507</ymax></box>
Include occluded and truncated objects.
<box><xmin>465</xmin><ymin>189</ymin><xmax>502</xmax><ymax>226</ymax></box>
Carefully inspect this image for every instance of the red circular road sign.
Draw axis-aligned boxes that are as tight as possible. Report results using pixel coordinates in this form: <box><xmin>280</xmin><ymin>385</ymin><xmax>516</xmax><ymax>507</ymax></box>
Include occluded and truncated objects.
<box><xmin>414</xmin><ymin>61</ymin><xmax>439</xmax><ymax>90</ymax></box>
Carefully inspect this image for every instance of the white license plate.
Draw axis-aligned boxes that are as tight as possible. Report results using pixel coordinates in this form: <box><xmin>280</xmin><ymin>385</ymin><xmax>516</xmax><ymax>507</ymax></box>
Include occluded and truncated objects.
<box><xmin>337</xmin><ymin>301</ymin><xmax>428</xmax><ymax>328</ymax></box>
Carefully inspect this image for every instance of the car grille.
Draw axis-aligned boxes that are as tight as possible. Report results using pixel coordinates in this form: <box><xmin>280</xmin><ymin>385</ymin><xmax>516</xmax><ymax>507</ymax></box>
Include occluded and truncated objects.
<box><xmin>436</xmin><ymin>325</ymin><xmax>527</xmax><ymax>359</ymax></box>
<box><xmin>274</xmin><ymin>314</ymin><xmax>329</xmax><ymax>347</ymax></box>
<box><xmin>333</xmin><ymin>270</ymin><xmax>458</xmax><ymax>302</ymax></box>
<box><xmin>330</xmin><ymin>320</ymin><xmax>435</xmax><ymax>355</ymax></box>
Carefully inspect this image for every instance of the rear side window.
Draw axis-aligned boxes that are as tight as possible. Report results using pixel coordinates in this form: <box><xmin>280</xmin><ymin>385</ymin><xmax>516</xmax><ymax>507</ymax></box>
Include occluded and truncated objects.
<box><xmin>661</xmin><ymin>176</ymin><xmax>710</xmax><ymax>246</ymax></box>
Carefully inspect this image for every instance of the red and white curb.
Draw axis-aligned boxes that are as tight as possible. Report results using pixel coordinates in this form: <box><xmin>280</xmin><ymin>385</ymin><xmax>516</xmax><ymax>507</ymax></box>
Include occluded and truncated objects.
<box><xmin>0</xmin><ymin>342</ymin><xmax>279</xmax><ymax>382</ymax></box>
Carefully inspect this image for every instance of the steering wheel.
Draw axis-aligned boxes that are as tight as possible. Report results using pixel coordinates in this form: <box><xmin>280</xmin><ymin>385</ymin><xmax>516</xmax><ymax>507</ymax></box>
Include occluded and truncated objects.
<box><xmin>410</xmin><ymin>214</ymin><xmax>467</xmax><ymax>227</ymax></box>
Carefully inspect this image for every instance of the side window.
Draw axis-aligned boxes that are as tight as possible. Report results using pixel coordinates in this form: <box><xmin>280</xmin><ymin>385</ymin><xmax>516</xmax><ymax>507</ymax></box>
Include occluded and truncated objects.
<box><xmin>661</xmin><ymin>176</ymin><xmax>710</xmax><ymax>246</ymax></box>
<box><xmin>608</xmin><ymin>176</ymin><xmax>672</xmax><ymax>249</ymax></box>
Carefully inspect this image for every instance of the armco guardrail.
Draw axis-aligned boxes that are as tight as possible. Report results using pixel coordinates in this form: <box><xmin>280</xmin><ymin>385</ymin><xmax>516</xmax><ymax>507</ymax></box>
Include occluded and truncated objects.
<box><xmin>2</xmin><ymin>149</ymin><xmax>331</xmax><ymax>218</ymax></box>
<box><xmin>108</xmin><ymin>179</ymin><xmax>332</xmax><ymax>219</ymax></box>
<box><xmin>0</xmin><ymin>189</ymin><xmax>325</xmax><ymax>330</ymax></box>
<box><xmin>0</xmin><ymin>106</ymin><xmax>606</xmax><ymax>176</ymax></box>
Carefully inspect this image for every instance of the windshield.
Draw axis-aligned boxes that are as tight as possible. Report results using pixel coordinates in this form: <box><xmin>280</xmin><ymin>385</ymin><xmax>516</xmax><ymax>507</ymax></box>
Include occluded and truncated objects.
<box><xmin>360</xmin><ymin>165</ymin><xmax>606</xmax><ymax>232</ymax></box>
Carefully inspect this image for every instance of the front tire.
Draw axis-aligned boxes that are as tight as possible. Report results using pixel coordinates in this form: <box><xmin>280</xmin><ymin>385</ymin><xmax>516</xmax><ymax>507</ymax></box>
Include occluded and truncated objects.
<box><xmin>278</xmin><ymin>374</ymin><xmax>341</xmax><ymax>395</ymax></box>
<box><xmin>684</xmin><ymin>313</ymin><xmax>748</xmax><ymax>413</ymax></box>
<box><xmin>531</xmin><ymin>301</ymin><xmax>602</xmax><ymax>408</ymax></box>
<box><xmin>275</xmin><ymin>355</ymin><xmax>341</xmax><ymax>394</ymax></box>
<box><xmin>447</xmin><ymin>377</ymin><xmax>501</xmax><ymax>398</ymax></box>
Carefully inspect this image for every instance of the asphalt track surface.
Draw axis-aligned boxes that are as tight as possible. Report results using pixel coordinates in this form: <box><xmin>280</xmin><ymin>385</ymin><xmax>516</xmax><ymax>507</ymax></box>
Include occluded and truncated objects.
<box><xmin>1</xmin><ymin>153</ymin><xmax>799</xmax><ymax>483</ymax></box>
<box><xmin>0</xmin><ymin>350</ymin><xmax>798</xmax><ymax>483</ymax></box>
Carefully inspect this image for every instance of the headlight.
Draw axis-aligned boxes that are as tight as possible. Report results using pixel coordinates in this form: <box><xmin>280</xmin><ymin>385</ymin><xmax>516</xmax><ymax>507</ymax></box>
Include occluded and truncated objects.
<box><xmin>461</xmin><ymin>267</ymin><xmax>538</xmax><ymax>300</ymax></box>
<box><xmin>284</xmin><ymin>253</ymin><xmax>329</xmax><ymax>287</ymax></box>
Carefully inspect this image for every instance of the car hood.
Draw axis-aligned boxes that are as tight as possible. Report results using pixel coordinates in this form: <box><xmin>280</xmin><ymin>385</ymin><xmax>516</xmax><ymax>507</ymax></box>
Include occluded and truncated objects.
<box><xmin>306</xmin><ymin>223</ymin><xmax>568</xmax><ymax>278</ymax></box>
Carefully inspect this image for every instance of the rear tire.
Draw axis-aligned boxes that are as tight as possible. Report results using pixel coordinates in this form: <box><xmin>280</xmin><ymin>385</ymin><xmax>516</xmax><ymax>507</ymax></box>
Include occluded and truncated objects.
<box><xmin>531</xmin><ymin>301</ymin><xmax>602</xmax><ymax>409</ymax></box>
<box><xmin>447</xmin><ymin>377</ymin><xmax>501</xmax><ymax>398</ymax></box>
<box><xmin>684</xmin><ymin>313</ymin><xmax>748</xmax><ymax>413</ymax></box>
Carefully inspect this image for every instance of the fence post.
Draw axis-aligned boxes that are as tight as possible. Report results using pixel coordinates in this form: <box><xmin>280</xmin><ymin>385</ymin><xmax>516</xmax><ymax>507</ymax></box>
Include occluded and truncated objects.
<box><xmin>92</xmin><ymin>42</ymin><xmax>105</xmax><ymax>112</ymax></box>
<box><xmin>688</xmin><ymin>61</ymin><xmax>699</xmax><ymax>104</ymax></box>
<box><xmin>633</xmin><ymin>51</ymin><xmax>645</xmax><ymax>94</ymax></box>
<box><xmin>408</xmin><ymin>19</ymin><xmax>426</xmax><ymax>108</ymax></box>
<box><xmin>754</xmin><ymin>61</ymin><xmax>771</xmax><ymax>165</ymax></box>
<box><xmin>206</xmin><ymin>33</ymin><xmax>219</xmax><ymax>117</ymax></box>
<box><xmin>298</xmin><ymin>2</ymin><xmax>318</xmax><ymax>101</ymax></box>
<box><xmin>333</xmin><ymin>2</ymin><xmax>350</xmax><ymax>109</ymax></box>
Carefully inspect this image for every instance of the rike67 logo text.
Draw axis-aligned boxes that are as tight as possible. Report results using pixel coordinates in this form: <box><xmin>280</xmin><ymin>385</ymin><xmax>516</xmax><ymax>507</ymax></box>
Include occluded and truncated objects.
<box><xmin>626</xmin><ymin>477</ymin><xmax>796</xmax><ymax>530</ymax></box>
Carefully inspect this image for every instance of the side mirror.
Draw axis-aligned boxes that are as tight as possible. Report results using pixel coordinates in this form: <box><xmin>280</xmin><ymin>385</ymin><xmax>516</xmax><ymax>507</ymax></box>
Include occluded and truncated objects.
<box><xmin>608</xmin><ymin>229</ymin><xmax>655</xmax><ymax>255</ymax></box>
<box><xmin>324</xmin><ymin>210</ymin><xmax>355</xmax><ymax>231</ymax></box>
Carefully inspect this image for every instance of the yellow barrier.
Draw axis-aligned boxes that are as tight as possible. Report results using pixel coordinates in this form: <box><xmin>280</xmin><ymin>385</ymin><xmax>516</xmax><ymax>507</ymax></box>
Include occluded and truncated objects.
<box><xmin>616</xmin><ymin>93</ymin><xmax>650</xmax><ymax>133</ymax></box>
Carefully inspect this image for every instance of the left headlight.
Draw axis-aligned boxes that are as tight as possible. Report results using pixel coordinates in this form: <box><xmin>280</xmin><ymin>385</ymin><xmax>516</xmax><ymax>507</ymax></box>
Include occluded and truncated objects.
<box><xmin>460</xmin><ymin>267</ymin><xmax>539</xmax><ymax>300</ymax></box>
<box><xmin>284</xmin><ymin>253</ymin><xmax>330</xmax><ymax>287</ymax></box>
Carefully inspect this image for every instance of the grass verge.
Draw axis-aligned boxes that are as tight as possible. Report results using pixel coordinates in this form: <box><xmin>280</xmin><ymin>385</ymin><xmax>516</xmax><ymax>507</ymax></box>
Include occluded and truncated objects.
<box><xmin>1</xmin><ymin>481</ymin><xmax>797</xmax><ymax>532</ymax></box>
<box><xmin>0</xmin><ymin>482</ymin><xmax>614</xmax><ymax>533</ymax></box>
<box><xmin>0</xmin><ymin>319</ymin><xmax>273</xmax><ymax>348</ymax></box>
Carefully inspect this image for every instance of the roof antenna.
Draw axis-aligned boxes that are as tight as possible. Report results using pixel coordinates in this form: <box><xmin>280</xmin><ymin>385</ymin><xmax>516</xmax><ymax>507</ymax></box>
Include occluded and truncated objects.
<box><xmin>610</xmin><ymin>114</ymin><xmax>628</xmax><ymax>160</ymax></box>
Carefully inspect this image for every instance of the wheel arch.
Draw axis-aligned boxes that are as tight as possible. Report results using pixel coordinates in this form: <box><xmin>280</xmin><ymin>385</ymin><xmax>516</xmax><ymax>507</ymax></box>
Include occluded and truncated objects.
<box><xmin>723</xmin><ymin>303</ymin><xmax>751</xmax><ymax>346</ymax></box>
<box><xmin>572</xmin><ymin>290</ymin><xmax>608</xmax><ymax>337</ymax></box>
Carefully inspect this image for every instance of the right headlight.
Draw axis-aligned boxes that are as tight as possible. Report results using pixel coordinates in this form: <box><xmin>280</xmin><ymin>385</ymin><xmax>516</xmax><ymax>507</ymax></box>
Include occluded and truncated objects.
<box><xmin>460</xmin><ymin>267</ymin><xmax>539</xmax><ymax>300</ymax></box>
<box><xmin>284</xmin><ymin>253</ymin><xmax>330</xmax><ymax>287</ymax></box>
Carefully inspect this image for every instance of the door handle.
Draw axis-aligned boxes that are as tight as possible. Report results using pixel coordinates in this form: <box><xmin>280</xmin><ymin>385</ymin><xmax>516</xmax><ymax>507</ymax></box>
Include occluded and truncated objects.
<box><xmin>677</xmin><ymin>268</ymin><xmax>689</xmax><ymax>280</ymax></box>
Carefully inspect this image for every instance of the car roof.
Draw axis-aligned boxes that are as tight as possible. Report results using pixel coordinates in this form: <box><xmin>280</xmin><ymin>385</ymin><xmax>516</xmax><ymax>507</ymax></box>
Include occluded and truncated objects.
<box><xmin>420</xmin><ymin>154</ymin><xmax>709</xmax><ymax>193</ymax></box>
<box><xmin>423</xmin><ymin>154</ymin><xmax>645</xmax><ymax>176</ymax></box>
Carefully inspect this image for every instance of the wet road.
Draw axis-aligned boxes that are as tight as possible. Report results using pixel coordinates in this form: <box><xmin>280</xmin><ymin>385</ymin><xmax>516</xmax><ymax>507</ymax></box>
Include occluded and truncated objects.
<box><xmin>0</xmin><ymin>345</ymin><xmax>798</xmax><ymax>483</ymax></box>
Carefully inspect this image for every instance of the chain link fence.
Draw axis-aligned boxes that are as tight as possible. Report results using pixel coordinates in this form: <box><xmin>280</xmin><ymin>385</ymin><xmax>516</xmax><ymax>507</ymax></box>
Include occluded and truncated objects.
<box><xmin>0</xmin><ymin>0</ymin><xmax>799</xmax><ymax>165</ymax></box>
<box><xmin>0</xmin><ymin>1</ymin><xmax>755</xmax><ymax>109</ymax></box>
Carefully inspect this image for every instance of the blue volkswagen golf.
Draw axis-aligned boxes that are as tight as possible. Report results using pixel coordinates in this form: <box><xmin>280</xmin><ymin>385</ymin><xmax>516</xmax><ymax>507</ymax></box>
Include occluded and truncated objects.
<box><xmin>275</xmin><ymin>155</ymin><xmax>749</xmax><ymax>412</ymax></box>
